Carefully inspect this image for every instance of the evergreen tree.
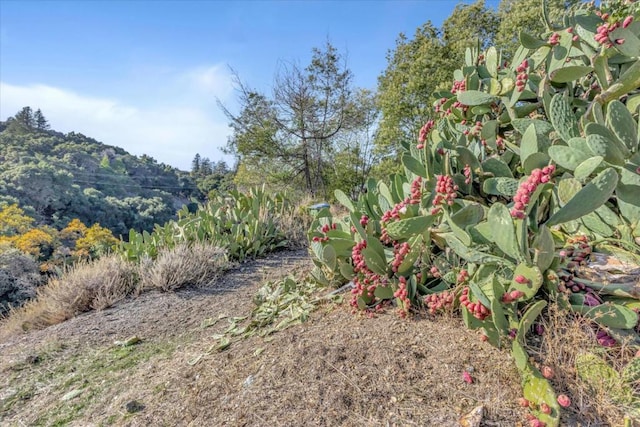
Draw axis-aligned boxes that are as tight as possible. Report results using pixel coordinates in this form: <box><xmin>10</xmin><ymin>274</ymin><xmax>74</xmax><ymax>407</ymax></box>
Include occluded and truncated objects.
<box><xmin>199</xmin><ymin>157</ymin><xmax>213</xmax><ymax>175</ymax></box>
<box><xmin>14</xmin><ymin>107</ymin><xmax>35</xmax><ymax>129</ymax></box>
<box><xmin>34</xmin><ymin>109</ymin><xmax>50</xmax><ymax>130</ymax></box>
<box><xmin>191</xmin><ymin>153</ymin><xmax>202</xmax><ymax>175</ymax></box>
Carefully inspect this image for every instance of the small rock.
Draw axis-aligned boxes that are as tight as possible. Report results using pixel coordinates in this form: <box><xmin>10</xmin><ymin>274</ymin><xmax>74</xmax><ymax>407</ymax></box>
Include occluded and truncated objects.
<box><xmin>243</xmin><ymin>375</ymin><xmax>254</xmax><ymax>388</ymax></box>
<box><xmin>124</xmin><ymin>400</ymin><xmax>145</xmax><ymax>413</ymax></box>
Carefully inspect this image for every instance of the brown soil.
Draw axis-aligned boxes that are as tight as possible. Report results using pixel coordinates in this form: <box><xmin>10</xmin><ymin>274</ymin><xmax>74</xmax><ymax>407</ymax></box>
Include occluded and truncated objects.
<box><xmin>0</xmin><ymin>249</ymin><xmax>533</xmax><ymax>426</ymax></box>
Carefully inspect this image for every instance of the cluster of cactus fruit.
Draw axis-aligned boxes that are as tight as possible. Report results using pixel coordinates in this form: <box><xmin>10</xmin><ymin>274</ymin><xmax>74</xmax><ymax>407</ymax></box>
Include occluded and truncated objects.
<box><xmin>308</xmin><ymin>1</ymin><xmax>640</xmax><ymax>425</ymax></box>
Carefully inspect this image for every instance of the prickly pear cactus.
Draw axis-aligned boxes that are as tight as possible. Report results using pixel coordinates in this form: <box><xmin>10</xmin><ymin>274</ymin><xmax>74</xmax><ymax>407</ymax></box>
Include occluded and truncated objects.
<box><xmin>623</xmin><ymin>357</ymin><xmax>640</xmax><ymax>385</ymax></box>
<box><xmin>307</xmin><ymin>0</ymin><xmax>640</xmax><ymax>424</ymax></box>
<box><xmin>576</xmin><ymin>353</ymin><xmax>637</xmax><ymax>409</ymax></box>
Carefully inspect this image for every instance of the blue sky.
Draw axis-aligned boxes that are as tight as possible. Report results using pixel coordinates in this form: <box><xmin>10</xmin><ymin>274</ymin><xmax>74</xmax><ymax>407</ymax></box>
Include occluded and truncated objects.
<box><xmin>0</xmin><ymin>0</ymin><xmax>500</xmax><ymax>171</ymax></box>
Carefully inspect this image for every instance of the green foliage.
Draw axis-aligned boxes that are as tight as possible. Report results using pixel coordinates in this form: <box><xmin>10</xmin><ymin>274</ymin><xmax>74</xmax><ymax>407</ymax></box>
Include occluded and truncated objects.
<box><xmin>222</xmin><ymin>44</ymin><xmax>379</xmax><ymax>199</ymax></box>
<box><xmin>309</xmin><ymin>1</ymin><xmax>640</xmax><ymax>424</ymax></box>
<box><xmin>117</xmin><ymin>186</ymin><xmax>292</xmax><ymax>263</ymax></box>
<box><xmin>0</xmin><ymin>115</ymin><xmax>201</xmax><ymax>236</ymax></box>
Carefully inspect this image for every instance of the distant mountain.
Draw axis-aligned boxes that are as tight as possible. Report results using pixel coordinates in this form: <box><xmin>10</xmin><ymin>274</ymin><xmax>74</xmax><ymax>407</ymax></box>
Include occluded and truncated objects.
<box><xmin>0</xmin><ymin>111</ymin><xmax>201</xmax><ymax>237</ymax></box>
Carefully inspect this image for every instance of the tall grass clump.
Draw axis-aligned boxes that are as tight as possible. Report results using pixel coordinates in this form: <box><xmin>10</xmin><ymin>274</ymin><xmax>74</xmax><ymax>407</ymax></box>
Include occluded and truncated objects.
<box><xmin>139</xmin><ymin>243</ymin><xmax>227</xmax><ymax>292</ymax></box>
<box><xmin>0</xmin><ymin>255</ymin><xmax>135</xmax><ymax>338</ymax></box>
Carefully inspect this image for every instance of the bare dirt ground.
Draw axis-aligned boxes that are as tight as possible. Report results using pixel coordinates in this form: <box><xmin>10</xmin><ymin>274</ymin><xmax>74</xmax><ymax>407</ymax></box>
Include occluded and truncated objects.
<box><xmin>1</xmin><ymin>249</ymin><xmax>535</xmax><ymax>426</ymax></box>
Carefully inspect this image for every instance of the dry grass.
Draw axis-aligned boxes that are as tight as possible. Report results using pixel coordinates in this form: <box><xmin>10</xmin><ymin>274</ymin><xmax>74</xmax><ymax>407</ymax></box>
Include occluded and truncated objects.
<box><xmin>528</xmin><ymin>301</ymin><xmax>638</xmax><ymax>425</ymax></box>
<box><xmin>0</xmin><ymin>255</ymin><xmax>135</xmax><ymax>338</ymax></box>
<box><xmin>275</xmin><ymin>196</ymin><xmax>314</xmax><ymax>249</ymax></box>
<box><xmin>139</xmin><ymin>243</ymin><xmax>228</xmax><ymax>292</ymax></box>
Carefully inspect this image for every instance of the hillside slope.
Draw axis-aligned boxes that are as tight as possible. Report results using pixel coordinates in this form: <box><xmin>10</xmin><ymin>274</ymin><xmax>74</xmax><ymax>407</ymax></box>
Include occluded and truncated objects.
<box><xmin>0</xmin><ymin>124</ymin><xmax>198</xmax><ymax>236</ymax></box>
<box><xmin>0</xmin><ymin>249</ymin><xmax>532</xmax><ymax>426</ymax></box>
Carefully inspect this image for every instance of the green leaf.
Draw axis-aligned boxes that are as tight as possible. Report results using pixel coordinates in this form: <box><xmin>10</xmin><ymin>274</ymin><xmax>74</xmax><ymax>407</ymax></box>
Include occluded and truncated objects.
<box><xmin>517</xmin><ymin>300</ymin><xmax>547</xmax><ymax>343</ymax></box>
<box><xmin>350</xmin><ymin>212</ymin><xmax>366</xmax><ymax>239</ymax></box>
<box><xmin>482</xmin><ymin>157</ymin><xmax>513</xmax><ymax>178</ymax></box>
<box><xmin>450</xmin><ymin>203</ymin><xmax>484</xmax><ymax>227</ymax></box>
<box><xmin>574</xmin><ymin>156</ymin><xmax>604</xmax><ymax>181</ymax></box>
<box><xmin>483</xmin><ymin>177</ymin><xmax>519</xmax><ymax>197</ymax></box>
<box><xmin>457</xmin><ymin>90</ymin><xmax>498</xmax><ymax>106</ymax></box>
<box><xmin>549</xmin><ymin>94</ymin><xmax>579</xmax><ymax>142</ymax></box>
<box><xmin>585</xmin><ymin>123</ymin><xmax>628</xmax><ymax>165</ymax></box>
<box><xmin>557</xmin><ymin>177</ymin><xmax>582</xmax><ymax>206</ymax></box>
<box><xmin>520</xmin><ymin>124</ymin><xmax>542</xmax><ymax>165</ymax></box>
<box><xmin>510</xmin><ymin>263</ymin><xmax>543</xmax><ymax>300</ymax></box>
<box><xmin>397</xmin><ymin>235</ymin><xmax>423</xmax><ymax>275</ymax></box>
<box><xmin>361</xmin><ymin>247</ymin><xmax>387</xmax><ymax>276</ymax></box>
<box><xmin>374</xmin><ymin>285</ymin><xmax>394</xmax><ymax>300</ymax></box>
<box><xmin>456</xmin><ymin>146</ymin><xmax>482</xmax><ymax>172</ymax></box>
<box><xmin>321</xmin><ymin>244</ymin><xmax>337</xmax><ymax>271</ymax></box>
<box><xmin>402</xmin><ymin>153</ymin><xmax>427</xmax><ymax>178</ymax></box>
<box><xmin>378</xmin><ymin>182</ymin><xmax>398</xmax><ymax>206</ymax></box>
<box><xmin>547</xmin><ymin>168</ymin><xmax>618</xmax><ymax>226</ymax></box>
<box><xmin>443</xmin><ymin>209</ymin><xmax>471</xmax><ymax>246</ymax></box>
<box><xmin>520</xmin><ymin>31</ymin><xmax>546</xmax><ymax>49</ymax></box>
<box><xmin>511</xmin><ymin>119</ymin><xmax>554</xmax><ymax>137</ymax></box>
<box><xmin>548</xmin><ymin>145</ymin><xmax>590</xmax><ymax>171</ymax></box>
<box><xmin>606</xmin><ymin>100</ymin><xmax>638</xmax><ymax>152</ymax></box>
<box><xmin>522</xmin><ymin>366</ymin><xmax>560</xmax><ymax>427</ymax></box>
<box><xmin>334</xmin><ymin>189</ymin><xmax>355</xmax><ymax>212</ymax></box>
<box><xmin>533</xmin><ymin>225</ymin><xmax>555</xmax><ymax>272</ymax></box>
<box><xmin>571</xmin><ymin>303</ymin><xmax>639</xmax><ymax>329</ymax></box>
<box><xmin>581</xmin><ymin>211</ymin><xmax>614</xmax><ymax>236</ymax></box>
<box><xmin>610</xmin><ymin>26</ymin><xmax>640</xmax><ymax>57</ymax></box>
<box><xmin>487</xmin><ymin>203</ymin><xmax>521</xmax><ymax>262</ymax></box>
<box><xmin>523</xmin><ymin>152</ymin><xmax>552</xmax><ymax>175</ymax></box>
<box><xmin>385</xmin><ymin>215</ymin><xmax>435</xmax><ymax>240</ymax></box>
<box><xmin>486</xmin><ymin>46</ymin><xmax>498</xmax><ymax>77</ymax></box>
<box><xmin>339</xmin><ymin>262</ymin><xmax>354</xmax><ymax>280</ymax></box>
<box><xmin>327</xmin><ymin>238</ymin><xmax>355</xmax><ymax>258</ymax></box>
<box><xmin>491</xmin><ymin>278</ymin><xmax>509</xmax><ymax>335</ymax></box>
<box><xmin>444</xmin><ymin>233</ymin><xmax>513</xmax><ymax>266</ymax></box>
<box><xmin>549</xmin><ymin>65</ymin><xmax>593</xmax><ymax>83</ymax></box>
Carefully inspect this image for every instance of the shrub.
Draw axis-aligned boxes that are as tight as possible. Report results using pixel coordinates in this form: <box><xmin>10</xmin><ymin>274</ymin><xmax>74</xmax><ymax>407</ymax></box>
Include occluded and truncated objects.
<box><xmin>0</xmin><ymin>248</ymin><xmax>43</xmax><ymax>315</ymax></box>
<box><xmin>139</xmin><ymin>243</ymin><xmax>228</xmax><ymax>292</ymax></box>
<box><xmin>0</xmin><ymin>254</ymin><xmax>135</xmax><ymax>336</ymax></box>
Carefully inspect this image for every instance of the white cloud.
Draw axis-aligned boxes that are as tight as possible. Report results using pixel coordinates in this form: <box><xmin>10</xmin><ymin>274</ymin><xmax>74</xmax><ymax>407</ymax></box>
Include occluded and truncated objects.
<box><xmin>184</xmin><ymin>64</ymin><xmax>235</xmax><ymax>99</ymax></box>
<box><xmin>0</xmin><ymin>69</ymin><xmax>236</xmax><ymax>171</ymax></box>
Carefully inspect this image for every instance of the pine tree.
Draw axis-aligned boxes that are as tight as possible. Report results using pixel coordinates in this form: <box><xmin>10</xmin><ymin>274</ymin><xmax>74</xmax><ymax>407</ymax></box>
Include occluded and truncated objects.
<box><xmin>14</xmin><ymin>106</ymin><xmax>35</xmax><ymax>128</ymax></box>
<box><xmin>34</xmin><ymin>109</ymin><xmax>50</xmax><ymax>130</ymax></box>
<box><xmin>191</xmin><ymin>153</ymin><xmax>202</xmax><ymax>175</ymax></box>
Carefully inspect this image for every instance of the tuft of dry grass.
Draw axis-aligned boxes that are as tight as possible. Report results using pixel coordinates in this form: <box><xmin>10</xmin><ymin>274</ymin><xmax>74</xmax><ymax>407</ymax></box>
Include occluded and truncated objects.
<box><xmin>528</xmin><ymin>301</ymin><xmax>637</xmax><ymax>425</ymax></box>
<box><xmin>0</xmin><ymin>255</ymin><xmax>136</xmax><ymax>338</ymax></box>
<box><xmin>139</xmin><ymin>243</ymin><xmax>228</xmax><ymax>292</ymax></box>
<box><xmin>275</xmin><ymin>196</ymin><xmax>314</xmax><ymax>249</ymax></box>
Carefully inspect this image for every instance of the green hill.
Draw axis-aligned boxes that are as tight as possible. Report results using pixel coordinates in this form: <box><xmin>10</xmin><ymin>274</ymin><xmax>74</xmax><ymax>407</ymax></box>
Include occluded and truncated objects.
<box><xmin>0</xmin><ymin>108</ymin><xmax>201</xmax><ymax>236</ymax></box>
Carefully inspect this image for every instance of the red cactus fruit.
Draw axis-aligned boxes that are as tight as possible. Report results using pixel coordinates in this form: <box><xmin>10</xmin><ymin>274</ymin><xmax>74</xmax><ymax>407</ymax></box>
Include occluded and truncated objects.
<box><xmin>540</xmin><ymin>403</ymin><xmax>551</xmax><ymax>415</ymax></box>
<box><xmin>541</xmin><ymin>366</ymin><xmax>555</xmax><ymax>379</ymax></box>
<box><xmin>557</xmin><ymin>394</ymin><xmax>571</xmax><ymax>408</ymax></box>
<box><xmin>510</xmin><ymin>290</ymin><xmax>525</xmax><ymax>300</ymax></box>
<box><xmin>623</xmin><ymin>16</ymin><xmax>634</xmax><ymax>28</ymax></box>
<box><xmin>515</xmin><ymin>275</ymin><xmax>529</xmax><ymax>284</ymax></box>
<box><xmin>462</xmin><ymin>371</ymin><xmax>473</xmax><ymax>384</ymax></box>
<box><xmin>530</xmin><ymin>419</ymin><xmax>546</xmax><ymax>427</ymax></box>
<box><xmin>518</xmin><ymin>397</ymin><xmax>530</xmax><ymax>407</ymax></box>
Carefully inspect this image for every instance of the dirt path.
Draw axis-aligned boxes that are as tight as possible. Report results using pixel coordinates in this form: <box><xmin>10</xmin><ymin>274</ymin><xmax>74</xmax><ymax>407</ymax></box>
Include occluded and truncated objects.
<box><xmin>1</xmin><ymin>249</ymin><xmax>530</xmax><ymax>426</ymax></box>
